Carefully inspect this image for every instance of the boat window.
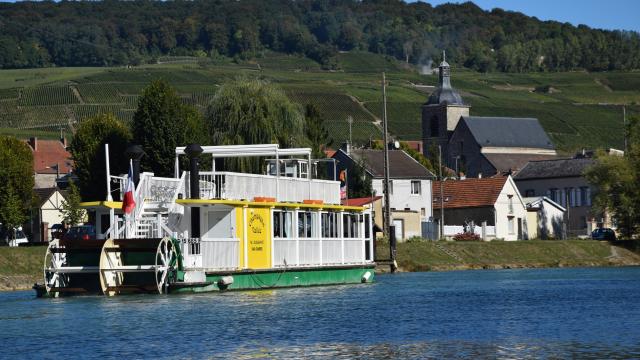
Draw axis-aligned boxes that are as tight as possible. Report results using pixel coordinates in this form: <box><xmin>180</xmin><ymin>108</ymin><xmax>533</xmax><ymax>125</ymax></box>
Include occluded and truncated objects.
<box><xmin>321</xmin><ymin>212</ymin><xmax>338</xmax><ymax>238</ymax></box>
<box><xmin>273</xmin><ymin>210</ymin><xmax>293</xmax><ymax>238</ymax></box>
<box><xmin>364</xmin><ymin>214</ymin><xmax>371</xmax><ymax>239</ymax></box>
<box><xmin>342</xmin><ymin>213</ymin><xmax>360</xmax><ymax>238</ymax></box>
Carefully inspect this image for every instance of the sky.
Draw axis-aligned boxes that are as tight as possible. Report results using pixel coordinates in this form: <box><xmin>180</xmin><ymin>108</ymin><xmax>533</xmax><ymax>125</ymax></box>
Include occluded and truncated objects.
<box><xmin>423</xmin><ymin>0</ymin><xmax>640</xmax><ymax>33</ymax></box>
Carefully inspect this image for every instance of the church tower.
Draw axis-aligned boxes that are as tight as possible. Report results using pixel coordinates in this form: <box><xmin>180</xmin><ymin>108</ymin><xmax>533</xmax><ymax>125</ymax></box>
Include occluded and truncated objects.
<box><xmin>421</xmin><ymin>52</ymin><xmax>470</xmax><ymax>161</ymax></box>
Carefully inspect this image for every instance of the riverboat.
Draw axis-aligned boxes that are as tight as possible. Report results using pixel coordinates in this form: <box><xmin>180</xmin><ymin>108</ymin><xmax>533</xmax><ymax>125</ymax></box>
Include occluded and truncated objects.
<box><xmin>36</xmin><ymin>144</ymin><xmax>375</xmax><ymax>297</ymax></box>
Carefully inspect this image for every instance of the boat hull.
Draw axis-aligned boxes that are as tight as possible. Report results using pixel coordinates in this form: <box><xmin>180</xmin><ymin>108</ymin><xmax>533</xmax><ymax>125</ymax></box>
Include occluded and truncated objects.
<box><xmin>170</xmin><ymin>265</ymin><xmax>376</xmax><ymax>294</ymax></box>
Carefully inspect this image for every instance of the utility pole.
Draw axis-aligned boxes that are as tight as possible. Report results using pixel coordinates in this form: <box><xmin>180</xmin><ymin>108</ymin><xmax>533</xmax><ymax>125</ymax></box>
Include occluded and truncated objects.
<box><xmin>347</xmin><ymin>116</ymin><xmax>353</xmax><ymax>146</ymax></box>
<box><xmin>439</xmin><ymin>145</ymin><xmax>444</xmax><ymax>240</ymax></box>
<box><xmin>623</xmin><ymin>106</ymin><xmax>627</xmax><ymax>153</ymax></box>
<box><xmin>382</xmin><ymin>72</ymin><xmax>394</xmax><ymax>271</ymax></box>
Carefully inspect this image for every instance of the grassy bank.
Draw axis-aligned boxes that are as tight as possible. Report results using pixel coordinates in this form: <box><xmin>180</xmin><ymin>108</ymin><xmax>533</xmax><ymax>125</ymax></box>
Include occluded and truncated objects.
<box><xmin>2</xmin><ymin>240</ymin><xmax>640</xmax><ymax>291</ymax></box>
<box><xmin>376</xmin><ymin>240</ymin><xmax>640</xmax><ymax>272</ymax></box>
<box><xmin>0</xmin><ymin>246</ymin><xmax>46</xmax><ymax>291</ymax></box>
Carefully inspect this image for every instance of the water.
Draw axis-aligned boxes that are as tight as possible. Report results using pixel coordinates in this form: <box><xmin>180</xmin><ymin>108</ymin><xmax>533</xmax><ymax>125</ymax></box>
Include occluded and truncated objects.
<box><xmin>2</xmin><ymin>267</ymin><xmax>640</xmax><ymax>359</ymax></box>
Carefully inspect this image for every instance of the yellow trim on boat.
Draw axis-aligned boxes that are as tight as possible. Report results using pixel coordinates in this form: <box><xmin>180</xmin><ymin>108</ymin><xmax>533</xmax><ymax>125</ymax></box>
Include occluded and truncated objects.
<box><xmin>175</xmin><ymin>199</ymin><xmax>365</xmax><ymax>211</ymax></box>
<box><xmin>80</xmin><ymin>201</ymin><xmax>123</xmax><ymax>209</ymax></box>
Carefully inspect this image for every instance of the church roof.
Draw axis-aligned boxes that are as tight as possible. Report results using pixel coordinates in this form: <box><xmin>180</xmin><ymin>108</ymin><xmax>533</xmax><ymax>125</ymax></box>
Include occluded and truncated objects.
<box><xmin>426</xmin><ymin>86</ymin><xmax>465</xmax><ymax>106</ymax></box>
<box><xmin>461</xmin><ymin>116</ymin><xmax>555</xmax><ymax>150</ymax></box>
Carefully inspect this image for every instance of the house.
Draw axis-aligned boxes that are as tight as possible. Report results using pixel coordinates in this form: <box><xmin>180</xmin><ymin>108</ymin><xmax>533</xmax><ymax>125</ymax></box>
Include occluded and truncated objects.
<box><xmin>431</xmin><ymin>175</ymin><xmax>528</xmax><ymax>241</ymax></box>
<box><xmin>25</xmin><ymin>137</ymin><xmax>73</xmax><ymax>188</ymax></box>
<box><xmin>523</xmin><ymin>196</ymin><xmax>566</xmax><ymax>240</ymax></box>
<box><xmin>30</xmin><ymin>187</ymin><xmax>67</xmax><ymax>242</ymax></box>
<box><xmin>421</xmin><ymin>54</ymin><xmax>557</xmax><ymax>177</ymax></box>
<box><xmin>513</xmin><ymin>154</ymin><xmax>609</xmax><ymax>237</ymax></box>
<box><xmin>332</xmin><ymin>147</ymin><xmax>435</xmax><ymax>241</ymax></box>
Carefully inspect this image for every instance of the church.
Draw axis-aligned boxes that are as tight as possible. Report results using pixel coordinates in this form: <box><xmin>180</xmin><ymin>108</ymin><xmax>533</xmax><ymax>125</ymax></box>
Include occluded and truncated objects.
<box><xmin>421</xmin><ymin>55</ymin><xmax>557</xmax><ymax>178</ymax></box>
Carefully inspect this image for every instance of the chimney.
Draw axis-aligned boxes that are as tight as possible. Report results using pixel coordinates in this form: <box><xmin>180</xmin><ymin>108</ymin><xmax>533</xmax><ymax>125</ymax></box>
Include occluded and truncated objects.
<box><xmin>478</xmin><ymin>173</ymin><xmax>482</xmax><ymax>179</ymax></box>
<box><xmin>29</xmin><ymin>137</ymin><xmax>37</xmax><ymax>151</ymax></box>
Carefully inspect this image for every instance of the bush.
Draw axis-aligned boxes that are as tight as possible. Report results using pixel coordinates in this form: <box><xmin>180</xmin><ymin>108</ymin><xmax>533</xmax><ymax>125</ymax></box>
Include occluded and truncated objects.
<box><xmin>453</xmin><ymin>232</ymin><xmax>481</xmax><ymax>241</ymax></box>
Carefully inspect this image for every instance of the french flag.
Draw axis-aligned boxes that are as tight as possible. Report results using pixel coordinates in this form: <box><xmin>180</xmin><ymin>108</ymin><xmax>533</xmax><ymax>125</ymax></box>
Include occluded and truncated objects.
<box><xmin>122</xmin><ymin>160</ymin><xmax>136</xmax><ymax>215</ymax></box>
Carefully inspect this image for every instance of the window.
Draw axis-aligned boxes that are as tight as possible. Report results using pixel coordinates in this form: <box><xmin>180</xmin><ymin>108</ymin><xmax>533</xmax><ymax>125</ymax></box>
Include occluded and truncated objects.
<box><xmin>298</xmin><ymin>211</ymin><xmax>315</xmax><ymax>238</ymax></box>
<box><xmin>525</xmin><ymin>189</ymin><xmax>535</xmax><ymax>197</ymax></box>
<box><xmin>273</xmin><ymin>211</ymin><xmax>293</xmax><ymax>238</ymax></box>
<box><xmin>321</xmin><ymin>212</ymin><xmax>339</xmax><ymax>238</ymax></box>
<box><xmin>389</xmin><ymin>180</ymin><xmax>394</xmax><ymax>195</ymax></box>
<box><xmin>421</xmin><ymin>208</ymin><xmax>426</xmax><ymax>217</ymax></box>
<box><xmin>411</xmin><ymin>180</ymin><xmax>421</xmax><ymax>195</ymax></box>
<box><xmin>364</xmin><ymin>214</ymin><xmax>371</xmax><ymax>239</ymax></box>
<box><xmin>580</xmin><ymin>187</ymin><xmax>591</xmax><ymax>206</ymax></box>
<box><xmin>508</xmin><ymin>216</ymin><xmax>515</xmax><ymax>234</ymax></box>
<box><xmin>342</xmin><ymin>213</ymin><xmax>360</xmax><ymax>238</ymax></box>
<box><xmin>508</xmin><ymin>195</ymin><xmax>514</xmax><ymax>214</ymax></box>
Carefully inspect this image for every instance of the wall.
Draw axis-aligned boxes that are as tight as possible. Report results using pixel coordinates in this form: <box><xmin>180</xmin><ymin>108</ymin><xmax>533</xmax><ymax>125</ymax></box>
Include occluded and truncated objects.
<box><xmin>447</xmin><ymin>120</ymin><xmax>496</xmax><ymax>177</ymax></box>
<box><xmin>494</xmin><ymin>177</ymin><xmax>528</xmax><ymax>241</ymax></box>
<box><xmin>372</xmin><ymin>179</ymin><xmax>432</xmax><ymax>221</ymax></box>
<box><xmin>515</xmin><ymin>176</ymin><xmax>593</xmax><ymax>235</ymax></box>
<box><xmin>34</xmin><ymin>174</ymin><xmax>58</xmax><ymax>189</ymax></box>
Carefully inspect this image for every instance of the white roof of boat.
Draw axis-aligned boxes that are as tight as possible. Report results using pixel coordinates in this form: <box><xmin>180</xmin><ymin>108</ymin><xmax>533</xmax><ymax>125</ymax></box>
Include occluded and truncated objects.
<box><xmin>175</xmin><ymin>144</ymin><xmax>312</xmax><ymax>158</ymax></box>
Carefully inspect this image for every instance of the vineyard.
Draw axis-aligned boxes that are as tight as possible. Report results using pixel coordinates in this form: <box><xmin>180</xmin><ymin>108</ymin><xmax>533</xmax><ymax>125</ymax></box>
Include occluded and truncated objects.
<box><xmin>0</xmin><ymin>51</ymin><xmax>638</xmax><ymax>153</ymax></box>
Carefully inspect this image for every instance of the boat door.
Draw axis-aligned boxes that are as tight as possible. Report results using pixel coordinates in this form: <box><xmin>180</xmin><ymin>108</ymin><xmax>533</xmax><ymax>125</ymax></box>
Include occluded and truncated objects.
<box><xmin>393</xmin><ymin>219</ymin><xmax>404</xmax><ymax>241</ymax></box>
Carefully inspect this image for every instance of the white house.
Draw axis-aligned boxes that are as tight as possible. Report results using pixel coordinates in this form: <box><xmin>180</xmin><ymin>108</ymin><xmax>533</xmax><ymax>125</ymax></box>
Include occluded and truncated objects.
<box><xmin>523</xmin><ymin>196</ymin><xmax>566</xmax><ymax>239</ymax></box>
<box><xmin>432</xmin><ymin>175</ymin><xmax>528</xmax><ymax>241</ymax></box>
<box><xmin>332</xmin><ymin>147</ymin><xmax>435</xmax><ymax>240</ymax></box>
<box><xmin>30</xmin><ymin>187</ymin><xmax>67</xmax><ymax>242</ymax></box>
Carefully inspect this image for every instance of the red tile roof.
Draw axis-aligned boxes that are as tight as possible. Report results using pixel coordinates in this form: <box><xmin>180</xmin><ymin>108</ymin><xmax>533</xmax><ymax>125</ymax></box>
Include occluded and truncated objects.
<box><xmin>341</xmin><ymin>196</ymin><xmax>382</xmax><ymax>207</ymax></box>
<box><xmin>25</xmin><ymin>138</ymin><xmax>73</xmax><ymax>174</ymax></box>
<box><xmin>431</xmin><ymin>176</ymin><xmax>507</xmax><ymax>209</ymax></box>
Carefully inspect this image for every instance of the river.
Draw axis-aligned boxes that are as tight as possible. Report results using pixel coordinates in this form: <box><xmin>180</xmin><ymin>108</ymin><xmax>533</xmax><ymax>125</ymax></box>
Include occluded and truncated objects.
<box><xmin>2</xmin><ymin>267</ymin><xmax>640</xmax><ymax>359</ymax></box>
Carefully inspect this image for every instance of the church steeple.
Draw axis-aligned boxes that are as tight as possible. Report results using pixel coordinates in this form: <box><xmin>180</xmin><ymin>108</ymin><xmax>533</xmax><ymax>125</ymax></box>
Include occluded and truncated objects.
<box><xmin>426</xmin><ymin>51</ymin><xmax>464</xmax><ymax>106</ymax></box>
<box><xmin>438</xmin><ymin>50</ymin><xmax>452</xmax><ymax>89</ymax></box>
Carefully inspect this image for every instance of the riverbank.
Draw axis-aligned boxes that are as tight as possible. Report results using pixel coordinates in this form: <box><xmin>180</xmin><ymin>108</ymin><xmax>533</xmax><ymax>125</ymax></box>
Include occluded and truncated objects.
<box><xmin>0</xmin><ymin>246</ymin><xmax>46</xmax><ymax>291</ymax></box>
<box><xmin>2</xmin><ymin>240</ymin><xmax>640</xmax><ymax>291</ymax></box>
<box><xmin>375</xmin><ymin>240</ymin><xmax>640</xmax><ymax>272</ymax></box>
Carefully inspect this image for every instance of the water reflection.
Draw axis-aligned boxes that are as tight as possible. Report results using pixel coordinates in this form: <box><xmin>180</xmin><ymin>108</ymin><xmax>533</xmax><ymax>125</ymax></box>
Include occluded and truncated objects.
<box><xmin>2</xmin><ymin>267</ymin><xmax>640</xmax><ymax>359</ymax></box>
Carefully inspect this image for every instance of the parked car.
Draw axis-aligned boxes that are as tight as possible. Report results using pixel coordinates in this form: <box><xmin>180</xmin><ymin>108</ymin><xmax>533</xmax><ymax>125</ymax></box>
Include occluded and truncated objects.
<box><xmin>591</xmin><ymin>227</ymin><xmax>617</xmax><ymax>241</ymax></box>
<box><xmin>0</xmin><ymin>226</ymin><xmax>29</xmax><ymax>247</ymax></box>
<box><xmin>62</xmin><ymin>225</ymin><xmax>96</xmax><ymax>241</ymax></box>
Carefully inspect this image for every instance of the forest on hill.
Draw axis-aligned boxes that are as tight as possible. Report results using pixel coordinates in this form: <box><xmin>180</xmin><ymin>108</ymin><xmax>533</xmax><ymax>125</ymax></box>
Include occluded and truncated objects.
<box><xmin>1</xmin><ymin>0</ymin><xmax>639</xmax><ymax>72</ymax></box>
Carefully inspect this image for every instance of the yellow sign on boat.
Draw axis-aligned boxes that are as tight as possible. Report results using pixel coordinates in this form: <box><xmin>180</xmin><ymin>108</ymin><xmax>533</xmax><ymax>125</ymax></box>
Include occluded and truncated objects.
<box><xmin>247</xmin><ymin>208</ymin><xmax>271</xmax><ymax>269</ymax></box>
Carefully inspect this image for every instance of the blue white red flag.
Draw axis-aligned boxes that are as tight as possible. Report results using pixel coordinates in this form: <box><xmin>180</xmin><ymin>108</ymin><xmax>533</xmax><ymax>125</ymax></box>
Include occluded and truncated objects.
<box><xmin>122</xmin><ymin>160</ymin><xmax>136</xmax><ymax>215</ymax></box>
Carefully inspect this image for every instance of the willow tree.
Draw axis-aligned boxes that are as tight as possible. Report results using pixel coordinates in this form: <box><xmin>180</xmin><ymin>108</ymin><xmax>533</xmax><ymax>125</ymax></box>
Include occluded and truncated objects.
<box><xmin>206</xmin><ymin>78</ymin><xmax>307</xmax><ymax>172</ymax></box>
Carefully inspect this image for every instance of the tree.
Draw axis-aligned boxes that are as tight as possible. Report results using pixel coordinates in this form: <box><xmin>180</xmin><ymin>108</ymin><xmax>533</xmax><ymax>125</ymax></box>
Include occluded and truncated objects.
<box><xmin>206</xmin><ymin>78</ymin><xmax>307</xmax><ymax>172</ymax></box>
<box><xmin>61</xmin><ymin>181</ymin><xmax>85</xmax><ymax>226</ymax></box>
<box><xmin>586</xmin><ymin>115</ymin><xmax>640</xmax><ymax>238</ymax></box>
<box><xmin>0</xmin><ymin>136</ymin><xmax>34</xmax><ymax>232</ymax></box>
<box><xmin>347</xmin><ymin>160</ymin><xmax>374</xmax><ymax>199</ymax></box>
<box><xmin>304</xmin><ymin>103</ymin><xmax>332</xmax><ymax>159</ymax></box>
<box><xmin>132</xmin><ymin>79</ymin><xmax>207</xmax><ymax>177</ymax></box>
<box><xmin>69</xmin><ymin>113</ymin><xmax>132</xmax><ymax>201</ymax></box>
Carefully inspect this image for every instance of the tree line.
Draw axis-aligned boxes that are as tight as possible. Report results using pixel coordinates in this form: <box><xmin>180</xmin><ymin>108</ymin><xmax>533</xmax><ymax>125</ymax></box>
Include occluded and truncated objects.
<box><xmin>0</xmin><ymin>0</ymin><xmax>639</xmax><ymax>72</ymax></box>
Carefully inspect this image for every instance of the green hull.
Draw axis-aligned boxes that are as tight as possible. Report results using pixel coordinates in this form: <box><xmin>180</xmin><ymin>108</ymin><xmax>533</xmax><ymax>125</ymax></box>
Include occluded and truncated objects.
<box><xmin>170</xmin><ymin>265</ymin><xmax>376</xmax><ymax>294</ymax></box>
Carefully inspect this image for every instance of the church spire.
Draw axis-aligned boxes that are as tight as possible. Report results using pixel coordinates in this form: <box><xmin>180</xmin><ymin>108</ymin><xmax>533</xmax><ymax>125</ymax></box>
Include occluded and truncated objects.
<box><xmin>438</xmin><ymin>51</ymin><xmax>452</xmax><ymax>89</ymax></box>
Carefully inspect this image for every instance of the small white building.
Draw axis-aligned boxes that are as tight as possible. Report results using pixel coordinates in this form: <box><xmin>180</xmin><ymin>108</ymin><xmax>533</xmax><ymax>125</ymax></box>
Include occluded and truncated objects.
<box><xmin>432</xmin><ymin>175</ymin><xmax>528</xmax><ymax>241</ymax></box>
<box><xmin>30</xmin><ymin>187</ymin><xmax>67</xmax><ymax>242</ymax></box>
<box><xmin>524</xmin><ymin>196</ymin><xmax>566</xmax><ymax>239</ymax></box>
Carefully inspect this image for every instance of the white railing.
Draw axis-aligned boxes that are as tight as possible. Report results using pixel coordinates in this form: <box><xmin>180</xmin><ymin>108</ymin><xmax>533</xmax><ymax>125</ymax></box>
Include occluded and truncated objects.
<box><xmin>180</xmin><ymin>238</ymin><xmax>239</xmax><ymax>270</ymax></box>
<box><xmin>273</xmin><ymin>237</ymin><xmax>365</xmax><ymax>268</ymax></box>
<box><xmin>198</xmin><ymin>171</ymin><xmax>340</xmax><ymax>204</ymax></box>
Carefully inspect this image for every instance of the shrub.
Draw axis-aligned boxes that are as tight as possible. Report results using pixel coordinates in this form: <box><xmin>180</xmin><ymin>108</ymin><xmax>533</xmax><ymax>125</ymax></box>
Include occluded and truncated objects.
<box><xmin>453</xmin><ymin>232</ymin><xmax>481</xmax><ymax>241</ymax></box>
